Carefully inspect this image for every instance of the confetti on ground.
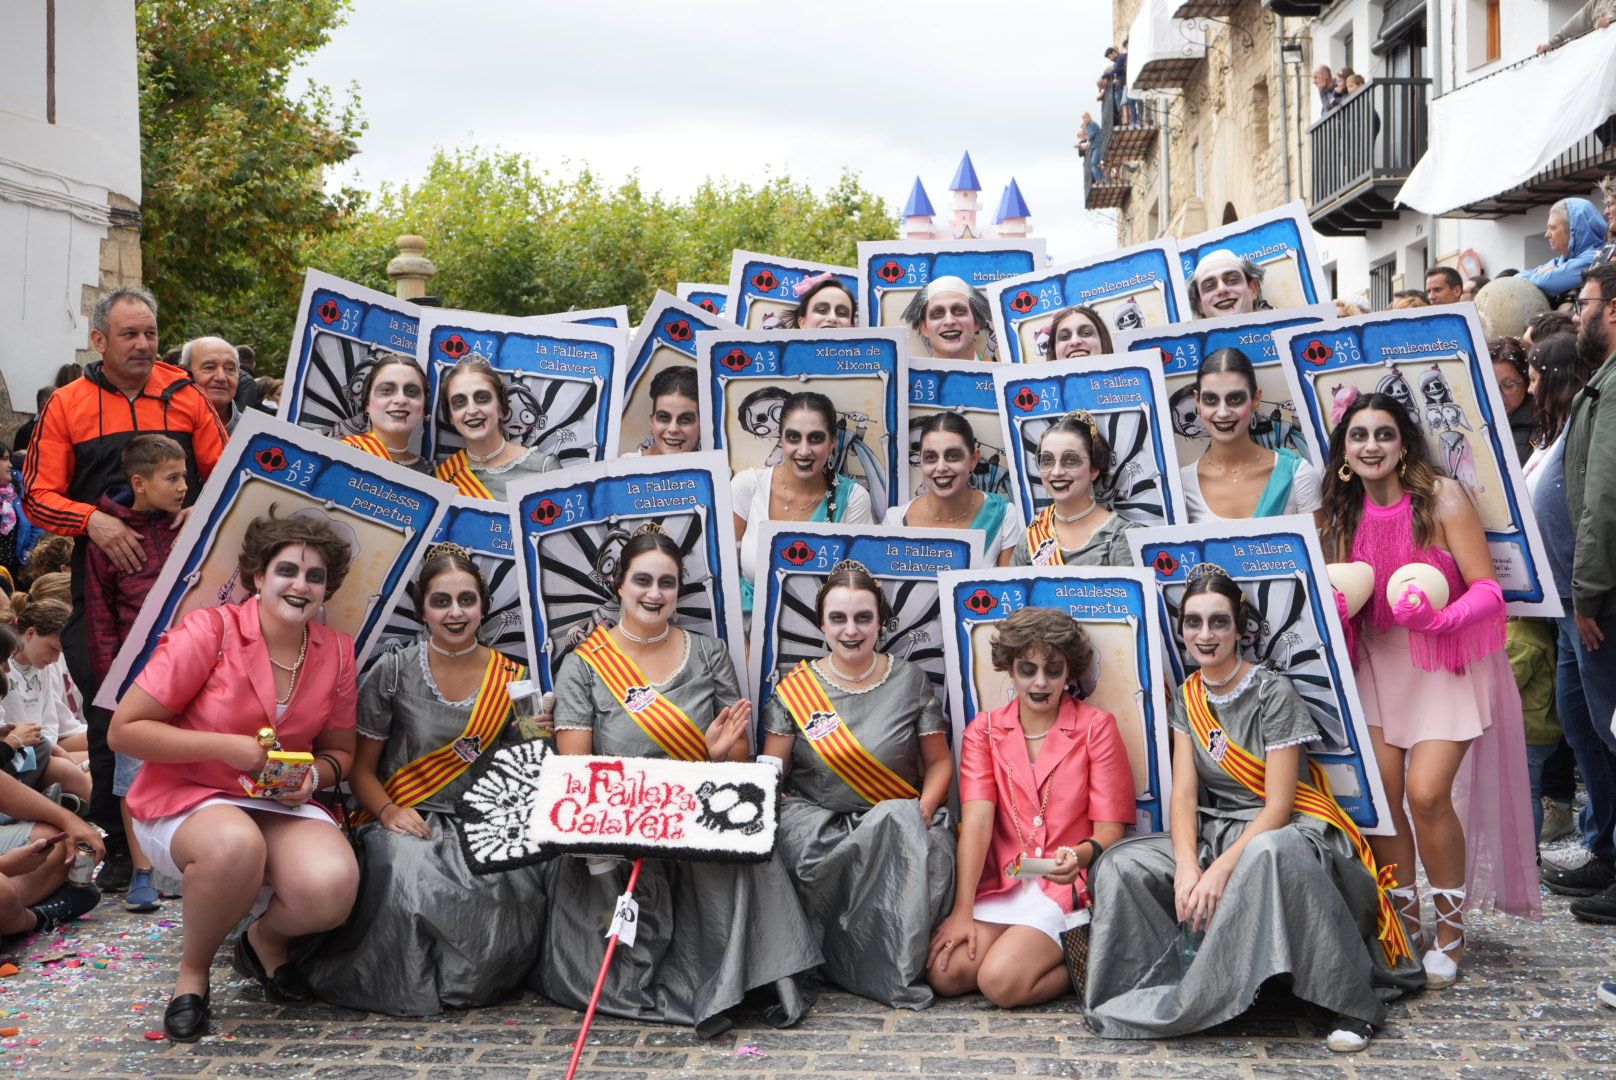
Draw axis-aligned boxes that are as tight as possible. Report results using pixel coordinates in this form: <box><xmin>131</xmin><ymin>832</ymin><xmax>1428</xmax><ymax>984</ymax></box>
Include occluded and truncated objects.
<box><xmin>143</xmin><ymin>1031</ymin><xmax>163</xmax><ymax>1041</ymax></box>
<box><xmin>0</xmin><ymin>1029</ymin><xmax>18</xmax><ymax>1038</ymax></box>
<box><xmin>736</xmin><ymin>1044</ymin><xmax>766</xmax><ymax>1058</ymax></box>
<box><xmin>0</xmin><ymin>967</ymin><xmax>16</xmax><ymax>979</ymax></box>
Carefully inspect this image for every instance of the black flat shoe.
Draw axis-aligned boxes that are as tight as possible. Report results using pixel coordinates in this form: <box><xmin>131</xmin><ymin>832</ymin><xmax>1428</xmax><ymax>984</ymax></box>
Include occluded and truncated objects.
<box><xmin>163</xmin><ymin>991</ymin><xmax>210</xmax><ymax>1042</ymax></box>
<box><xmin>232</xmin><ymin>925</ymin><xmax>314</xmax><ymax>1004</ymax></box>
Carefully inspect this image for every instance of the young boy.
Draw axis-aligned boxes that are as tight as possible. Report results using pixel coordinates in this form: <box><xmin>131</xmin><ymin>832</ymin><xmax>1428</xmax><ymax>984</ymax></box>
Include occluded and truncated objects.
<box><xmin>82</xmin><ymin>435</ymin><xmax>187</xmax><ymax>913</ymax></box>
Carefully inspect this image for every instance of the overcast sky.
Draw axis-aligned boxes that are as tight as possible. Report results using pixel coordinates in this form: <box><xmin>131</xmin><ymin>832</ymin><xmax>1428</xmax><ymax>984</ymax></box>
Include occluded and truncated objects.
<box><xmin>292</xmin><ymin>1</ymin><xmax>1121</xmax><ymax>266</ymax></box>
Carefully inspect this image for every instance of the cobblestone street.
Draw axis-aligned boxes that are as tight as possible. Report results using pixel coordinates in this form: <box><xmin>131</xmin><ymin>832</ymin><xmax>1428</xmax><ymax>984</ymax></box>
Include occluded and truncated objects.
<box><xmin>0</xmin><ymin>872</ymin><xmax>1608</xmax><ymax>1079</ymax></box>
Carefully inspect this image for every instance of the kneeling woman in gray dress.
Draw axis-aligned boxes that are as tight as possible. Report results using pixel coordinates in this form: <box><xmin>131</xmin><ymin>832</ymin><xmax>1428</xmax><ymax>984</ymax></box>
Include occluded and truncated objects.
<box><xmin>538</xmin><ymin>527</ymin><xmax>822</xmax><ymax>1035</ymax></box>
<box><xmin>303</xmin><ymin>545</ymin><xmax>547</xmax><ymax>1015</ymax></box>
<box><xmin>760</xmin><ymin>561</ymin><xmax>956</xmax><ymax>1009</ymax></box>
<box><xmin>1085</xmin><ymin>567</ymin><xmax>1424</xmax><ymax>1054</ymax></box>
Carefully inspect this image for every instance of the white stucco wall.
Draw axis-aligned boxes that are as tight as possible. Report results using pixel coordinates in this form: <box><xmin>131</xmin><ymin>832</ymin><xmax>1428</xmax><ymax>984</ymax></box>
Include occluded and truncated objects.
<box><xmin>0</xmin><ymin>3</ymin><xmax>140</xmax><ymax>418</ymax></box>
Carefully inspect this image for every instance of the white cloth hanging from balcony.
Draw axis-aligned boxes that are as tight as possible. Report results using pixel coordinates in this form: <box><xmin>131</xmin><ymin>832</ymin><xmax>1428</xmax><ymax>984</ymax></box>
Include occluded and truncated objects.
<box><xmin>1397</xmin><ymin>28</ymin><xmax>1616</xmax><ymax>214</ymax></box>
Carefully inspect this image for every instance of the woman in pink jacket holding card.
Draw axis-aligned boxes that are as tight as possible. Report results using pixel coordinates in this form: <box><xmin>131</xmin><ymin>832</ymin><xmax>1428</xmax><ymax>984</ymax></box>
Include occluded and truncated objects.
<box><xmin>110</xmin><ymin>510</ymin><xmax>359</xmax><ymax>1043</ymax></box>
<box><xmin>927</xmin><ymin>606</ymin><xmax>1135</xmax><ymax>1007</ymax></box>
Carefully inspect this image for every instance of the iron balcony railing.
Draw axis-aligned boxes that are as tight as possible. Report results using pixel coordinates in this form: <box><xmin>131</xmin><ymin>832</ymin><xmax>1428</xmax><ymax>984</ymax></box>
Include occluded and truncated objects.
<box><xmin>1309</xmin><ymin>77</ymin><xmax>1430</xmax><ymax>215</ymax></box>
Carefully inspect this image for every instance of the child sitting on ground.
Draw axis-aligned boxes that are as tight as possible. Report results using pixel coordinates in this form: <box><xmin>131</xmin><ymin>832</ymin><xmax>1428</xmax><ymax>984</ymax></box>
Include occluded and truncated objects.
<box><xmin>82</xmin><ymin>435</ymin><xmax>189</xmax><ymax>914</ymax></box>
<box><xmin>2</xmin><ymin>594</ymin><xmax>92</xmax><ymax>805</ymax></box>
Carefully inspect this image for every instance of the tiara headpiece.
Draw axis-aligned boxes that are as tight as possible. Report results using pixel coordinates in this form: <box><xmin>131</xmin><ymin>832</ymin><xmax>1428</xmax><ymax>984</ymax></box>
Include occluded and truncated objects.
<box><xmin>632</xmin><ymin>520</ymin><xmax>668</xmax><ymax>538</ymax></box>
<box><xmin>425</xmin><ymin>541</ymin><xmax>473</xmax><ymax>563</ymax></box>
<box><xmin>829</xmin><ymin>558</ymin><xmax>872</xmax><ymax>578</ymax></box>
<box><xmin>1185</xmin><ymin>562</ymin><xmax>1232</xmax><ymax>583</ymax></box>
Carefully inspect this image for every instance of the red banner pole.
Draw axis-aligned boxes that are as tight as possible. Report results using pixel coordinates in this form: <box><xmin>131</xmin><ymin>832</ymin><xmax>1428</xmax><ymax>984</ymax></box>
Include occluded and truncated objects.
<box><xmin>565</xmin><ymin>858</ymin><xmax>645</xmax><ymax>1080</ymax></box>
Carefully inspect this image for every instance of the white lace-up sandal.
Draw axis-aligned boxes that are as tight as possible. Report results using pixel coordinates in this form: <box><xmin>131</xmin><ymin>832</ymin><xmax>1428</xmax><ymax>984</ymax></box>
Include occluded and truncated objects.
<box><xmin>1387</xmin><ymin>884</ymin><xmax>1423</xmax><ymax>952</ymax></box>
<box><xmin>1422</xmin><ymin>885</ymin><xmax>1466</xmax><ymax>989</ymax></box>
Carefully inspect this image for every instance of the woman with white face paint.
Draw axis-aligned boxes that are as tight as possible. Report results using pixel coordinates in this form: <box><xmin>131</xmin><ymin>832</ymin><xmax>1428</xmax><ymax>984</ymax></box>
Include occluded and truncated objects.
<box><xmin>342</xmin><ymin>354</ymin><xmax>433</xmax><ymax>473</ymax></box>
<box><xmin>776</xmin><ymin>273</ymin><xmax>858</xmax><ymax>330</ymax></box>
<box><xmin>1010</xmin><ymin>410</ymin><xmax>1137</xmax><ymax>567</ymax></box>
<box><xmin>1319</xmin><ymin>391</ymin><xmax>1537</xmax><ymax>994</ymax></box>
<box><xmin>1179</xmin><ymin>349</ymin><xmax>1322</xmax><ymax>522</ymax></box>
<box><xmin>885</xmin><ymin>413</ymin><xmax>1020</xmax><ymax>566</ymax></box>
<box><xmin>109</xmin><ymin>511</ymin><xmax>362</xmax><ymax>1041</ymax></box>
<box><xmin>903</xmin><ymin>276</ymin><xmax>996</xmax><ymax>361</ymax></box>
<box><xmin>731</xmin><ymin>391</ymin><xmax>873</xmax><ymax>614</ymax></box>
<box><xmin>761</xmin><ymin>562</ymin><xmax>956</xmax><ymax>1008</ymax></box>
<box><xmin>622</xmin><ymin>365</ymin><xmax>701</xmax><ymax>457</ymax></box>
<box><xmin>1041</xmin><ymin>305</ymin><xmax>1113</xmax><ymax>361</ymax></box>
<box><xmin>302</xmin><ymin>546</ymin><xmax>546</xmax><ymax>1016</ymax></box>
<box><xmin>434</xmin><ymin>355</ymin><xmax>561</xmax><ymax>499</ymax></box>
<box><xmin>539</xmin><ymin>528</ymin><xmax>821</xmax><ymax>1034</ymax></box>
<box><xmin>928</xmin><ymin>606</ymin><xmax>1133</xmax><ymax>1009</ymax></box>
<box><xmin>1086</xmin><ymin>566</ymin><xmax>1424</xmax><ymax>1053</ymax></box>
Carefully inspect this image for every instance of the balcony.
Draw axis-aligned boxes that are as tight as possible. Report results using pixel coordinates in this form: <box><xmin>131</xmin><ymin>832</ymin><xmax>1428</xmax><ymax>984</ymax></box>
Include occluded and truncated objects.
<box><xmin>1308</xmin><ymin>78</ymin><xmax>1430</xmax><ymax>237</ymax></box>
<box><xmin>1264</xmin><ymin>0</ymin><xmax>1329</xmax><ymax>14</ymax></box>
<box><xmin>1105</xmin><ymin>98</ymin><xmax>1160</xmax><ymax>165</ymax></box>
<box><xmin>1085</xmin><ymin>174</ymin><xmax>1132</xmax><ymax>211</ymax></box>
<box><xmin>1130</xmin><ymin>0</ymin><xmax>1207</xmax><ymax>92</ymax></box>
<box><xmin>1444</xmin><ymin>121</ymin><xmax>1616</xmax><ymax>218</ymax></box>
<box><xmin>1173</xmin><ymin>0</ymin><xmax>1238</xmax><ymax>16</ymax></box>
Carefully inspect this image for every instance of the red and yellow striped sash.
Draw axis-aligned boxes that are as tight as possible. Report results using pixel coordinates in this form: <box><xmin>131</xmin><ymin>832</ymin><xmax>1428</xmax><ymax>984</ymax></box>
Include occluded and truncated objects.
<box><xmin>1182</xmin><ymin>672</ymin><xmax>1413</xmax><ymax>965</ymax></box>
<box><xmin>341</xmin><ymin>431</ymin><xmax>392</xmax><ymax>460</ymax></box>
<box><xmin>1025</xmin><ymin>506</ymin><xmax>1064</xmax><ymax>566</ymax></box>
<box><xmin>352</xmin><ymin>651</ymin><xmax>523</xmax><ymax>826</ymax></box>
<box><xmin>435</xmin><ymin>450</ymin><xmax>494</xmax><ymax>499</ymax></box>
<box><xmin>575</xmin><ymin>626</ymin><xmax>708</xmax><ymax>762</ymax></box>
<box><xmin>775</xmin><ymin>660</ymin><xmax>920</xmax><ymax>804</ymax></box>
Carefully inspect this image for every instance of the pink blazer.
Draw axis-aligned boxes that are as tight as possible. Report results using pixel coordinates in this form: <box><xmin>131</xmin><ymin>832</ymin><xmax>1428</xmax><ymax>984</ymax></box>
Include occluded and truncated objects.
<box><xmin>959</xmin><ymin>694</ymin><xmax>1136</xmax><ymax>911</ymax></box>
<box><xmin>126</xmin><ymin>597</ymin><xmax>357</xmax><ymax>820</ymax></box>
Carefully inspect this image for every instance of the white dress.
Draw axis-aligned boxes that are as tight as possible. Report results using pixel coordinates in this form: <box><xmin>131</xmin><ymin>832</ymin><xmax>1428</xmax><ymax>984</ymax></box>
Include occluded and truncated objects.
<box><xmin>1179</xmin><ymin>451</ymin><xmax>1323</xmax><ymax>522</ymax></box>
<box><xmin>732</xmin><ymin>468</ymin><xmax>874</xmax><ymax>585</ymax></box>
<box><xmin>881</xmin><ymin>495</ymin><xmax>1022</xmax><ymax>566</ymax></box>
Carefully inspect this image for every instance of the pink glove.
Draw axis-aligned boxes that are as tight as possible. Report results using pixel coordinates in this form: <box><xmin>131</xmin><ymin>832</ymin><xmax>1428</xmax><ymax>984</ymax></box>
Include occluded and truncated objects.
<box><xmin>1332</xmin><ymin>588</ymin><xmax>1360</xmax><ymax>665</ymax></box>
<box><xmin>1393</xmin><ymin>578</ymin><xmax>1504</xmax><ymax>636</ymax></box>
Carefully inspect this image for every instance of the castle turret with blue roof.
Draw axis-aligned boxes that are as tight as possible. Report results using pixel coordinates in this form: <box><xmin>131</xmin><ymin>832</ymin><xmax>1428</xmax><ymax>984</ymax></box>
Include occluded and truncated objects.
<box><xmin>899</xmin><ymin>152</ymin><xmax>1033</xmax><ymax>240</ymax></box>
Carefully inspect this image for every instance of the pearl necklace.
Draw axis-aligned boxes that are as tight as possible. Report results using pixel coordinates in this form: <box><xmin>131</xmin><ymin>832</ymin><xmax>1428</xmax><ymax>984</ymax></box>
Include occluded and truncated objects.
<box><xmin>268</xmin><ymin>627</ymin><xmax>309</xmax><ymax>705</ymax></box>
<box><xmin>829</xmin><ymin>654</ymin><xmax>879</xmax><ymax>682</ymax></box>
<box><xmin>466</xmin><ymin>438</ymin><xmax>508</xmax><ymax>465</ymax></box>
<box><xmin>1053</xmin><ymin>499</ymin><xmax>1098</xmax><ymax>523</ymax></box>
<box><xmin>1202</xmin><ymin>660</ymin><xmax>1246</xmax><ymax>690</ymax></box>
<box><xmin>429</xmin><ymin>638</ymin><xmax>480</xmax><ymax>657</ymax></box>
<box><xmin>617</xmin><ymin>622</ymin><xmax>671</xmax><ymax>645</ymax></box>
<box><xmin>381</xmin><ymin>444</ymin><xmax>420</xmax><ymax>465</ymax></box>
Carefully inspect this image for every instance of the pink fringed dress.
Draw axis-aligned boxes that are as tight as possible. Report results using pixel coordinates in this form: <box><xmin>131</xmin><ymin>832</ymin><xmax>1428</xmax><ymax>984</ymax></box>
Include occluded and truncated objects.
<box><xmin>1349</xmin><ymin>492</ymin><xmax>1540</xmax><ymax>917</ymax></box>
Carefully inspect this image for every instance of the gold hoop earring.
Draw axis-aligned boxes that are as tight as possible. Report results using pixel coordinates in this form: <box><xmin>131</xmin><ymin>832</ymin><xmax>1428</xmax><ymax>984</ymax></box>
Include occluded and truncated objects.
<box><xmin>1337</xmin><ymin>463</ymin><xmax>1353</xmax><ymax>482</ymax></box>
<box><xmin>1397</xmin><ymin>455</ymin><xmax>1407</xmax><ymax>477</ymax></box>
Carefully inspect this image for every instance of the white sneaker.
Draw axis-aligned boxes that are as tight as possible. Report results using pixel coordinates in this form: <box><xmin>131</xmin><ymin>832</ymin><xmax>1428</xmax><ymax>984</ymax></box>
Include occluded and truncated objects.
<box><xmin>1326</xmin><ymin>1017</ymin><xmax>1373</xmax><ymax>1053</ymax></box>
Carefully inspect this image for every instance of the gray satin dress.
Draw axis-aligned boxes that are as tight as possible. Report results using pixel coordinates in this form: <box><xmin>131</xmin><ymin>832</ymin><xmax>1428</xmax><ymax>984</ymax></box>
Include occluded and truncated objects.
<box><xmin>304</xmin><ymin>644</ymin><xmax>548</xmax><ymax>1016</ymax></box>
<box><xmin>537</xmin><ymin>631</ymin><xmax>822</xmax><ymax>1034</ymax></box>
<box><xmin>1084</xmin><ymin>667</ymin><xmax>1424</xmax><ymax>1036</ymax></box>
<box><xmin>763</xmin><ymin>657</ymin><xmax>955</xmax><ymax>1010</ymax></box>
<box><xmin>469</xmin><ymin>447</ymin><xmax>560</xmax><ymax>501</ymax></box>
<box><xmin>1009</xmin><ymin>512</ymin><xmax>1138</xmax><ymax>567</ymax></box>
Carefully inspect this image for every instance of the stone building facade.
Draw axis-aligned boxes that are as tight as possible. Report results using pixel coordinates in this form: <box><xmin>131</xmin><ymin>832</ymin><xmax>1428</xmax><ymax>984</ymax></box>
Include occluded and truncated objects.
<box><xmin>1112</xmin><ymin>0</ymin><xmax>1315</xmax><ymax>250</ymax></box>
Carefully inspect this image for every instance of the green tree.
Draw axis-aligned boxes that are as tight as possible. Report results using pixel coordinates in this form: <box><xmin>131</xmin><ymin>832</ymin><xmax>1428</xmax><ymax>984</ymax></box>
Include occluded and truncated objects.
<box><xmin>138</xmin><ymin>0</ymin><xmax>363</xmax><ymax>361</ymax></box>
<box><xmin>307</xmin><ymin>148</ymin><xmax>898</xmax><ymax>338</ymax></box>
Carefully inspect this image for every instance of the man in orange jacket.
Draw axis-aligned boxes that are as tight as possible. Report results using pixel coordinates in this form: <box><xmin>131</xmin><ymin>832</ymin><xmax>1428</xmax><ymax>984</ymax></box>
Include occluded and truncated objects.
<box><xmin>22</xmin><ymin>286</ymin><xmax>228</xmax><ymax>890</ymax></box>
